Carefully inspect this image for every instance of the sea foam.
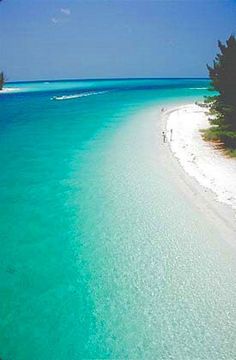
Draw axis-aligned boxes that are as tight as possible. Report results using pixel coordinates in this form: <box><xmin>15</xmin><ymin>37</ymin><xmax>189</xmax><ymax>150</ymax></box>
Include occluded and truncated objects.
<box><xmin>189</xmin><ymin>87</ymin><xmax>208</xmax><ymax>90</ymax></box>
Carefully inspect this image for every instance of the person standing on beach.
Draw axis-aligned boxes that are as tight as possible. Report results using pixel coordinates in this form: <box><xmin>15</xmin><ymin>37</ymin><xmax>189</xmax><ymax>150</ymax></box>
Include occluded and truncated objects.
<box><xmin>170</xmin><ymin>129</ymin><xmax>173</xmax><ymax>141</ymax></box>
<box><xmin>162</xmin><ymin>131</ymin><xmax>166</xmax><ymax>143</ymax></box>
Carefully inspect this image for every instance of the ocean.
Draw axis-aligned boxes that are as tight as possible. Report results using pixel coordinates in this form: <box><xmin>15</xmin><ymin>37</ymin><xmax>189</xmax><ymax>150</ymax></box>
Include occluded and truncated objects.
<box><xmin>0</xmin><ymin>79</ymin><xmax>235</xmax><ymax>359</ymax></box>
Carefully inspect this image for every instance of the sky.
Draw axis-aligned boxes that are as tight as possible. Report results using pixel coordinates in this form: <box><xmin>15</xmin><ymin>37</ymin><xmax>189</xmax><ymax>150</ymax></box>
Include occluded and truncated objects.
<box><xmin>0</xmin><ymin>0</ymin><xmax>235</xmax><ymax>81</ymax></box>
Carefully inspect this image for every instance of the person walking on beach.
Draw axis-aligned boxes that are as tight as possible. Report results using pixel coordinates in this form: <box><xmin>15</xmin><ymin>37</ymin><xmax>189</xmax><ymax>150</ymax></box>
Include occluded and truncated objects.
<box><xmin>162</xmin><ymin>131</ymin><xmax>166</xmax><ymax>143</ymax></box>
<box><xmin>170</xmin><ymin>128</ymin><xmax>173</xmax><ymax>141</ymax></box>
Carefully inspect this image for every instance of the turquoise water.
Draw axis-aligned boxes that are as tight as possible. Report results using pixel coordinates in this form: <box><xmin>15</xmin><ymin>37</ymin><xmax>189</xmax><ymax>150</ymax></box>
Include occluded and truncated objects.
<box><xmin>0</xmin><ymin>79</ymin><xmax>235</xmax><ymax>359</ymax></box>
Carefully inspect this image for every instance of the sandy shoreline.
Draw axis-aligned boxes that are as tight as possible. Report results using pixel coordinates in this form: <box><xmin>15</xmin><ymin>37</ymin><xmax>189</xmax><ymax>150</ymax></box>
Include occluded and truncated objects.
<box><xmin>158</xmin><ymin>102</ymin><xmax>236</xmax><ymax>242</ymax></box>
<box><xmin>164</xmin><ymin>103</ymin><xmax>236</xmax><ymax>212</ymax></box>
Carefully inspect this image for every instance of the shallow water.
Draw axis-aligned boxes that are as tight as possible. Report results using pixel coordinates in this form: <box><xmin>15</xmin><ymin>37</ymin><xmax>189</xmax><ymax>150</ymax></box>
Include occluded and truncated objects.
<box><xmin>0</xmin><ymin>79</ymin><xmax>235</xmax><ymax>359</ymax></box>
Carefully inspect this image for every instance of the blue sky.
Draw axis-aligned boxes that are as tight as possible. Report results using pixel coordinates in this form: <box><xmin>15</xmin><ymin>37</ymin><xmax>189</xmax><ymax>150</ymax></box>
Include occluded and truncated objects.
<box><xmin>0</xmin><ymin>0</ymin><xmax>235</xmax><ymax>81</ymax></box>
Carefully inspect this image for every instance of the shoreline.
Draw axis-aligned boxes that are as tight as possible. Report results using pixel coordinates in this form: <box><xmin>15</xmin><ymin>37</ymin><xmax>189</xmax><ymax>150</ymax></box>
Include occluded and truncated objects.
<box><xmin>159</xmin><ymin>102</ymin><xmax>236</xmax><ymax>242</ymax></box>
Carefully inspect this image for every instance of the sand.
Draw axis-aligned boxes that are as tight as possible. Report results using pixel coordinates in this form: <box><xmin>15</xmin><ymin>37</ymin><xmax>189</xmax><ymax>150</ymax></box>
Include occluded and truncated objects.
<box><xmin>157</xmin><ymin>102</ymin><xmax>236</xmax><ymax>245</ymax></box>
<box><xmin>163</xmin><ymin>104</ymin><xmax>236</xmax><ymax>213</ymax></box>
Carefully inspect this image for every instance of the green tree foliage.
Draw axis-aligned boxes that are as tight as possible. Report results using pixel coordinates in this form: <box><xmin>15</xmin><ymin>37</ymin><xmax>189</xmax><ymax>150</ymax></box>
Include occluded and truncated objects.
<box><xmin>0</xmin><ymin>72</ymin><xmax>5</xmax><ymax>90</ymax></box>
<box><xmin>205</xmin><ymin>35</ymin><xmax>236</xmax><ymax>150</ymax></box>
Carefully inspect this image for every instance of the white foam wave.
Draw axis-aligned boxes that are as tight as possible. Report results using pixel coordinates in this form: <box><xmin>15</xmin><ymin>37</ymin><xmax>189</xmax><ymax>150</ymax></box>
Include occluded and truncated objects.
<box><xmin>51</xmin><ymin>91</ymin><xmax>107</xmax><ymax>101</ymax></box>
<box><xmin>189</xmin><ymin>87</ymin><xmax>208</xmax><ymax>90</ymax></box>
<box><xmin>0</xmin><ymin>87</ymin><xmax>21</xmax><ymax>94</ymax></box>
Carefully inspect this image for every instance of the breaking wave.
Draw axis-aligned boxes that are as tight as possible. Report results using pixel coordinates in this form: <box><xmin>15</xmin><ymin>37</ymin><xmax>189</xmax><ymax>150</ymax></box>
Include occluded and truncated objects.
<box><xmin>189</xmin><ymin>87</ymin><xmax>208</xmax><ymax>90</ymax></box>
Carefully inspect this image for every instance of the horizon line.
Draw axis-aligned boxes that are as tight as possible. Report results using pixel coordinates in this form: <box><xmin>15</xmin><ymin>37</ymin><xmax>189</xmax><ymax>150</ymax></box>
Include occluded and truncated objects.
<box><xmin>7</xmin><ymin>76</ymin><xmax>209</xmax><ymax>84</ymax></box>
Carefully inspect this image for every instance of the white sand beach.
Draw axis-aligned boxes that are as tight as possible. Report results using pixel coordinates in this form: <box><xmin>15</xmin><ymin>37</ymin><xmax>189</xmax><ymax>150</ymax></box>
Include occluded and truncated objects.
<box><xmin>164</xmin><ymin>104</ymin><xmax>236</xmax><ymax>214</ymax></box>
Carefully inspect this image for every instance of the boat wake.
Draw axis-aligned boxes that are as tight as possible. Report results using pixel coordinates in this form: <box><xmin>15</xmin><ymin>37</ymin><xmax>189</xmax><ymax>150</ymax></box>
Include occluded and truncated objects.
<box><xmin>51</xmin><ymin>91</ymin><xmax>108</xmax><ymax>101</ymax></box>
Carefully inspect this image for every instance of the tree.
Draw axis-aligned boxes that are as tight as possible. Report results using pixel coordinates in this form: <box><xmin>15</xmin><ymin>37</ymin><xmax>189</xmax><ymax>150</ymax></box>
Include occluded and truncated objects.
<box><xmin>0</xmin><ymin>1</ymin><xmax>4</xmax><ymax>90</ymax></box>
<box><xmin>0</xmin><ymin>72</ymin><xmax>5</xmax><ymax>90</ymax></box>
<box><xmin>204</xmin><ymin>35</ymin><xmax>236</xmax><ymax>150</ymax></box>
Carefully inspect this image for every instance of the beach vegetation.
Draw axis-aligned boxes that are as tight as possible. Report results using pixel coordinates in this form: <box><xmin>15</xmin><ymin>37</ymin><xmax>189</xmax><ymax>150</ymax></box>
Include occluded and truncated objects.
<box><xmin>204</xmin><ymin>35</ymin><xmax>236</xmax><ymax>156</ymax></box>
